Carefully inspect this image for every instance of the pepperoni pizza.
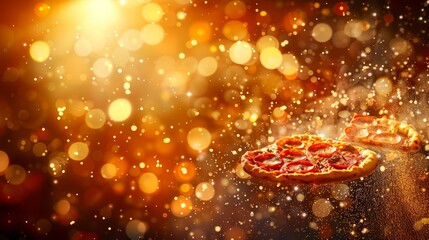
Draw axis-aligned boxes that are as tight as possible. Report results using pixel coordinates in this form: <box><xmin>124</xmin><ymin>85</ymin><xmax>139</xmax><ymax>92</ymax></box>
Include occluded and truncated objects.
<box><xmin>339</xmin><ymin>115</ymin><xmax>421</xmax><ymax>152</ymax></box>
<box><xmin>240</xmin><ymin>135</ymin><xmax>378</xmax><ymax>184</ymax></box>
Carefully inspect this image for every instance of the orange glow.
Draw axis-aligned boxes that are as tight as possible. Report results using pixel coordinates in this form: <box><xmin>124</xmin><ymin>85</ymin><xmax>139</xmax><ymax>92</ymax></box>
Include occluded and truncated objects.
<box><xmin>34</xmin><ymin>2</ymin><xmax>50</xmax><ymax>17</ymax></box>
<box><xmin>189</xmin><ymin>21</ymin><xmax>212</xmax><ymax>43</ymax></box>
<box><xmin>173</xmin><ymin>161</ymin><xmax>196</xmax><ymax>182</ymax></box>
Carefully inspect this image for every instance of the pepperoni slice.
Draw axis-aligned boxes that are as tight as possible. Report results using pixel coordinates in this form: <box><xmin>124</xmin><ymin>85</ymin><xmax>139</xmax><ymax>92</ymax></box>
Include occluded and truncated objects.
<box><xmin>282</xmin><ymin>160</ymin><xmax>318</xmax><ymax>173</ymax></box>
<box><xmin>308</xmin><ymin>143</ymin><xmax>337</xmax><ymax>157</ymax></box>
<box><xmin>328</xmin><ymin>153</ymin><xmax>357</xmax><ymax>169</ymax></box>
<box><xmin>277</xmin><ymin>137</ymin><xmax>304</xmax><ymax>149</ymax></box>
<box><xmin>279</xmin><ymin>149</ymin><xmax>307</xmax><ymax>162</ymax></box>
<box><xmin>367</xmin><ymin>125</ymin><xmax>390</xmax><ymax>134</ymax></box>
<box><xmin>372</xmin><ymin>133</ymin><xmax>402</xmax><ymax>145</ymax></box>
<box><xmin>344</xmin><ymin>126</ymin><xmax>369</xmax><ymax>138</ymax></box>
<box><xmin>351</xmin><ymin>115</ymin><xmax>377</xmax><ymax>128</ymax></box>
<box><xmin>253</xmin><ymin>153</ymin><xmax>283</xmax><ymax>170</ymax></box>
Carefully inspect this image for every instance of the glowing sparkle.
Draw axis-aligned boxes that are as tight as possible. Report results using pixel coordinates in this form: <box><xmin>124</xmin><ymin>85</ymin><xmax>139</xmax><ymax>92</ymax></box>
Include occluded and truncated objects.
<box><xmin>29</xmin><ymin>41</ymin><xmax>50</xmax><ymax>62</ymax></box>
<box><xmin>108</xmin><ymin>98</ymin><xmax>132</xmax><ymax>122</ymax></box>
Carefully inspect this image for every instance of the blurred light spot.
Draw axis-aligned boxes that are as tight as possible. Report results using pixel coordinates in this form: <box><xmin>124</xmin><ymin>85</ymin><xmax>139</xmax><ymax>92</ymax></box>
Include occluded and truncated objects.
<box><xmin>256</xmin><ymin>35</ymin><xmax>279</xmax><ymax>52</ymax></box>
<box><xmin>177</xmin><ymin>11</ymin><xmax>187</xmax><ymax>20</ymax></box>
<box><xmin>312</xmin><ymin>198</ymin><xmax>333</xmax><ymax>218</ymax></box>
<box><xmin>101</xmin><ymin>163</ymin><xmax>117</xmax><ymax>179</ymax></box>
<box><xmin>374</xmin><ymin>77</ymin><xmax>393</xmax><ymax>96</ymax></box>
<box><xmin>222</xmin><ymin>20</ymin><xmax>248</xmax><ymax>41</ymax></box>
<box><xmin>170</xmin><ymin>196</ymin><xmax>193</xmax><ymax>217</ymax></box>
<box><xmin>54</xmin><ymin>199</ymin><xmax>71</xmax><ymax>215</ymax></box>
<box><xmin>344</xmin><ymin>20</ymin><xmax>363</xmax><ymax>38</ymax></box>
<box><xmin>69</xmin><ymin>100</ymin><xmax>86</xmax><ymax>117</ymax></box>
<box><xmin>174</xmin><ymin>161</ymin><xmax>196</xmax><ymax>182</ymax></box>
<box><xmin>29</xmin><ymin>41</ymin><xmax>50</xmax><ymax>62</ymax></box>
<box><xmin>0</xmin><ymin>150</ymin><xmax>10</xmax><ymax>173</ymax></box>
<box><xmin>34</xmin><ymin>2</ymin><xmax>50</xmax><ymax>17</ymax></box>
<box><xmin>187</xmin><ymin>127</ymin><xmax>211</xmax><ymax>151</ymax></box>
<box><xmin>108</xmin><ymin>98</ymin><xmax>132</xmax><ymax>122</ymax></box>
<box><xmin>331</xmin><ymin>184</ymin><xmax>350</xmax><ymax>200</ymax></box>
<box><xmin>333</xmin><ymin>1</ymin><xmax>348</xmax><ymax>16</ymax></box>
<box><xmin>278</xmin><ymin>53</ymin><xmax>299</xmax><ymax>76</ymax></box>
<box><xmin>229</xmin><ymin>41</ymin><xmax>253</xmax><ymax>65</ymax></box>
<box><xmin>224</xmin><ymin>0</ymin><xmax>246</xmax><ymax>19</ymax></box>
<box><xmin>92</xmin><ymin>58</ymin><xmax>113</xmax><ymax>78</ymax></box>
<box><xmin>197</xmin><ymin>56</ymin><xmax>218</xmax><ymax>77</ymax></box>
<box><xmin>5</xmin><ymin>164</ymin><xmax>27</xmax><ymax>185</ymax></box>
<box><xmin>179</xmin><ymin>183</ymin><xmax>194</xmax><ymax>196</ymax></box>
<box><xmin>138</xmin><ymin>172</ymin><xmax>159</xmax><ymax>194</ymax></box>
<box><xmin>126</xmin><ymin>219</ymin><xmax>147</xmax><ymax>240</ymax></box>
<box><xmin>189</xmin><ymin>21</ymin><xmax>212</xmax><ymax>43</ymax></box>
<box><xmin>141</xmin><ymin>23</ymin><xmax>165</xmax><ymax>45</ymax></box>
<box><xmin>260</xmin><ymin>47</ymin><xmax>282</xmax><ymax>69</ymax></box>
<box><xmin>68</xmin><ymin>142</ymin><xmax>89</xmax><ymax>161</ymax></box>
<box><xmin>312</xmin><ymin>23</ymin><xmax>333</xmax><ymax>43</ymax></box>
<box><xmin>389</xmin><ymin>37</ymin><xmax>410</xmax><ymax>55</ymax></box>
<box><xmin>195</xmin><ymin>182</ymin><xmax>215</xmax><ymax>201</ymax></box>
<box><xmin>32</xmin><ymin>142</ymin><xmax>48</xmax><ymax>157</ymax></box>
<box><xmin>142</xmin><ymin>2</ymin><xmax>164</xmax><ymax>23</ymax></box>
<box><xmin>118</xmin><ymin>29</ymin><xmax>143</xmax><ymax>51</ymax></box>
<box><xmin>296</xmin><ymin>193</ymin><xmax>305</xmax><ymax>202</ymax></box>
<box><xmin>85</xmin><ymin>108</ymin><xmax>106</xmax><ymax>129</ymax></box>
<box><xmin>74</xmin><ymin>38</ymin><xmax>93</xmax><ymax>57</ymax></box>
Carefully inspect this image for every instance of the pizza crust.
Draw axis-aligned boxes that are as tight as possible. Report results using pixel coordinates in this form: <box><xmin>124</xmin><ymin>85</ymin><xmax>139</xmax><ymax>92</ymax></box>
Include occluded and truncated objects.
<box><xmin>240</xmin><ymin>135</ymin><xmax>378</xmax><ymax>184</ymax></box>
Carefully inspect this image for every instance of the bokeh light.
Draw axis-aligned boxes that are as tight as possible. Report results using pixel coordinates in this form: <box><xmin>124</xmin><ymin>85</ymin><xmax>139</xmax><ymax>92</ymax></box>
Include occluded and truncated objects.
<box><xmin>312</xmin><ymin>198</ymin><xmax>334</xmax><ymax>218</ymax></box>
<box><xmin>187</xmin><ymin>127</ymin><xmax>212</xmax><ymax>151</ymax></box>
<box><xmin>138</xmin><ymin>172</ymin><xmax>159</xmax><ymax>194</ymax></box>
<box><xmin>126</xmin><ymin>220</ymin><xmax>148</xmax><ymax>240</ymax></box>
<box><xmin>195</xmin><ymin>182</ymin><xmax>215</xmax><ymax>201</ymax></box>
<box><xmin>108</xmin><ymin>98</ymin><xmax>132</xmax><ymax>122</ymax></box>
<box><xmin>374</xmin><ymin>77</ymin><xmax>393</xmax><ymax>96</ymax></box>
<box><xmin>141</xmin><ymin>3</ymin><xmax>164</xmax><ymax>23</ymax></box>
<box><xmin>85</xmin><ymin>108</ymin><xmax>107</xmax><ymax>129</ymax></box>
<box><xmin>278</xmin><ymin>53</ymin><xmax>299</xmax><ymax>76</ymax></box>
<box><xmin>256</xmin><ymin>35</ymin><xmax>279</xmax><ymax>52</ymax></box>
<box><xmin>101</xmin><ymin>163</ymin><xmax>117</xmax><ymax>179</ymax></box>
<box><xmin>68</xmin><ymin>142</ymin><xmax>89</xmax><ymax>161</ymax></box>
<box><xmin>141</xmin><ymin>23</ymin><xmax>165</xmax><ymax>45</ymax></box>
<box><xmin>260</xmin><ymin>47</ymin><xmax>282</xmax><ymax>69</ymax></box>
<box><xmin>197</xmin><ymin>56</ymin><xmax>218</xmax><ymax>77</ymax></box>
<box><xmin>74</xmin><ymin>38</ymin><xmax>93</xmax><ymax>57</ymax></box>
<box><xmin>229</xmin><ymin>41</ymin><xmax>253</xmax><ymax>65</ymax></box>
<box><xmin>224</xmin><ymin>0</ymin><xmax>246</xmax><ymax>19</ymax></box>
<box><xmin>5</xmin><ymin>164</ymin><xmax>27</xmax><ymax>185</ymax></box>
<box><xmin>0</xmin><ymin>150</ymin><xmax>10</xmax><ymax>173</ymax></box>
<box><xmin>92</xmin><ymin>58</ymin><xmax>114</xmax><ymax>78</ymax></box>
<box><xmin>312</xmin><ymin>23</ymin><xmax>333</xmax><ymax>43</ymax></box>
<box><xmin>29</xmin><ymin>41</ymin><xmax>50</xmax><ymax>62</ymax></box>
<box><xmin>174</xmin><ymin>161</ymin><xmax>197</xmax><ymax>182</ymax></box>
<box><xmin>34</xmin><ymin>2</ymin><xmax>50</xmax><ymax>17</ymax></box>
<box><xmin>170</xmin><ymin>195</ymin><xmax>193</xmax><ymax>217</ymax></box>
<box><xmin>54</xmin><ymin>199</ymin><xmax>71</xmax><ymax>215</ymax></box>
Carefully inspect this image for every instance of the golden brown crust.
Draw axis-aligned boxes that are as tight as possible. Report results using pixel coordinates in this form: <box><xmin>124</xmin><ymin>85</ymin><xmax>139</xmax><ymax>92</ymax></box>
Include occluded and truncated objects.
<box><xmin>240</xmin><ymin>134</ymin><xmax>378</xmax><ymax>184</ymax></box>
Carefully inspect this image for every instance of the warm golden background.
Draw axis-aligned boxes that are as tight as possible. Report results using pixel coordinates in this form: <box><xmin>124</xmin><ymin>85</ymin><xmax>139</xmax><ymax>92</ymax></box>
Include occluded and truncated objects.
<box><xmin>0</xmin><ymin>0</ymin><xmax>428</xmax><ymax>239</ymax></box>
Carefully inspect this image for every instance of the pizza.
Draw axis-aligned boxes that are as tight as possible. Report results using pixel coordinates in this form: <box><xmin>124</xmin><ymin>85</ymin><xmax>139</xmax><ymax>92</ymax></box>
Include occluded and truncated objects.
<box><xmin>339</xmin><ymin>115</ymin><xmax>421</xmax><ymax>152</ymax></box>
<box><xmin>240</xmin><ymin>134</ymin><xmax>378</xmax><ymax>184</ymax></box>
